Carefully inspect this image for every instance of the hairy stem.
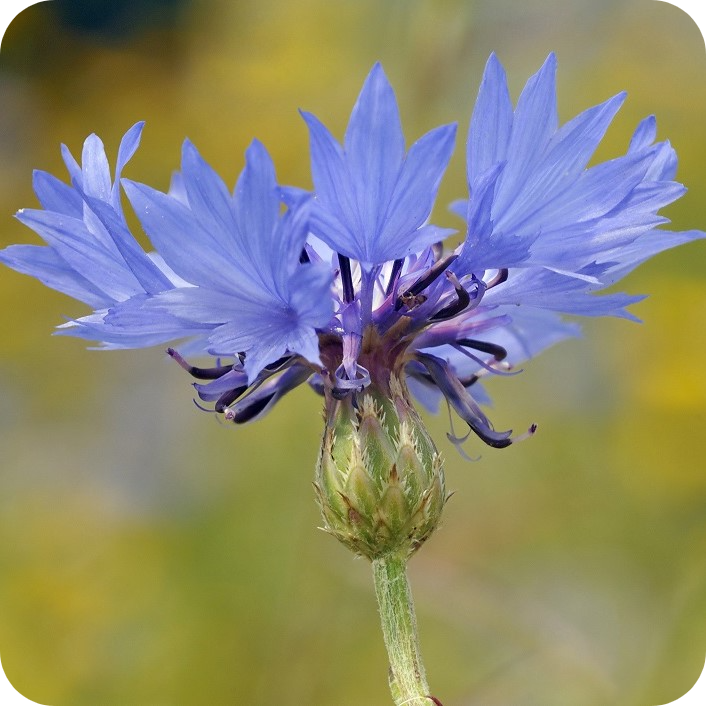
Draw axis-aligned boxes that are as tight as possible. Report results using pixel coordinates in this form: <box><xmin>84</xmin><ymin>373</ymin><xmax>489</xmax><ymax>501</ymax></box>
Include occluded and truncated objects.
<box><xmin>372</xmin><ymin>553</ymin><xmax>437</xmax><ymax>706</ymax></box>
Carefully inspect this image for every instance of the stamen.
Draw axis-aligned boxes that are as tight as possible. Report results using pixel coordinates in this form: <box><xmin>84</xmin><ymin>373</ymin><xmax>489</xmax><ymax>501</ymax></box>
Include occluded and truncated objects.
<box><xmin>192</xmin><ymin>398</ymin><xmax>216</xmax><ymax>413</ymax></box>
<box><xmin>428</xmin><ymin>272</ymin><xmax>472</xmax><ymax>322</ymax></box>
<box><xmin>223</xmin><ymin>365</ymin><xmax>313</xmax><ymax>424</ymax></box>
<box><xmin>451</xmin><ymin>344</ymin><xmax>518</xmax><ymax>377</ymax></box>
<box><xmin>385</xmin><ymin>258</ymin><xmax>405</xmax><ymax>297</ymax></box>
<box><xmin>395</xmin><ymin>254</ymin><xmax>458</xmax><ymax>311</ymax></box>
<box><xmin>416</xmin><ymin>352</ymin><xmax>533</xmax><ymax>449</ymax></box>
<box><xmin>338</xmin><ymin>254</ymin><xmax>355</xmax><ymax>304</ymax></box>
<box><xmin>225</xmin><ymin>392</ymin><xmax>277</xmax><ymax>423</ymax></box>
<box><xmin>456</xmin><ymin>338</ymin><xmax>508</xmax><ymax>362</ymax></box>
<box><xmin>485</xmin><ymin>268</ymin><xmax>508</xmax><ymax>289</ymax></box>
<box><xmin>263</xmin><ymin>355</ymin><xmax>293</xmax><ymax>373</ymax></box>
<box><xmin>215</xmin><ymin>386</ymin><xmax>247</xmax><ymax>413</ymax></box>
<box><xmin>167</xmin><ymin>348</ymin><xmax>235</xmax><ymax>379</ymax></box>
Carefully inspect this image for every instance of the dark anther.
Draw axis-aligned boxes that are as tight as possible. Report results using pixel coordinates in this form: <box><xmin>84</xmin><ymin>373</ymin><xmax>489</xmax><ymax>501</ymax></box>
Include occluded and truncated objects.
<box><xmin>416</xmin><ymin>352</ymin><xmax>516</xmax><ymax>449</ymax></box>
<box><xmin>395</xmin><ymin>254</ymin><xmax>458</xmax><ymax>311</ymax></box>
<box><xmin>486</xmin><ymin>268</ymin><xmax>508</xmax><ymax>289</ymax></box>
<box><xmin>264</xmin><ymin>355</ymin><xmax>292</xmax><ymax>373</ymax></box>
<box><xmin>167</xmin><ymin>348</ymin><xmax>234</xmax><ymax>379</ymax></box>
<box><xmin>338</xmin><ymin>254</ymin><xmax>355</xmax><ymax>304</ymax></box>
<box><xmin>299</xmin><ymin>247</ymin><xmax>310</xmax><ymax>264</ymax></box>
<box><xmin>385</xmin><ymin>258</ymin><xmax>405</xmax><ymax>297</ymax></box>
<box><xmin>429</xmin><ymin>272</ymin><xmax>471</xmax><ymax>322</ymax></box>
<box><xmin>428</xmin><ymin>697</ymin><xmax>444</xmax><ymax>706</ymax></box>
<box><xmin>214</xmin><ymin>386</ymin><xmax>247</xmax><ymax>413</ymax></box>
<box><xmin>226</xmin><ymin>392</ymin><xmax>276</xmax><ymax>423</ymax></box>
<box><xmin>460</xmin><ymin>374</ymin><xmax>479</xmax><ymax>388</ymax></box>
<box><xmin>457</xmin><ymin>338</ymin><xmax>508</xmax><ymax>362</ymax></box>
<box><xmin>416</xmin><ymin>367</ymin><xmax>480</xmax><ymax>389</ymax></box>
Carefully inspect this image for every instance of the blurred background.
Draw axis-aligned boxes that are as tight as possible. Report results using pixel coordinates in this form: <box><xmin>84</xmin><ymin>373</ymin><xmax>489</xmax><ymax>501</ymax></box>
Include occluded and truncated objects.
<box><xmin>1</xmin><ymin>1</ymin><xmax>706</xmax><ymax>704</ymax></box>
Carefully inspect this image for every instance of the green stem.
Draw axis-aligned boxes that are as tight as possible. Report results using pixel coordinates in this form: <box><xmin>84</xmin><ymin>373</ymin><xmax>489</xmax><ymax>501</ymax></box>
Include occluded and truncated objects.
<box><xmin>372</xmin><ymin>553</ymin><xmax>436</xmax><ymax>706</ymax></box>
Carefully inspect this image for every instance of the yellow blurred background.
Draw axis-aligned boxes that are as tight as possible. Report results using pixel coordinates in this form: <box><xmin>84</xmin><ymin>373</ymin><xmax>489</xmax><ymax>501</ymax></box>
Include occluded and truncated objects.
<box><xmin>1</xmin><ymin>1</ymin><xmax>706</xmax><ymax>704</ymax></box>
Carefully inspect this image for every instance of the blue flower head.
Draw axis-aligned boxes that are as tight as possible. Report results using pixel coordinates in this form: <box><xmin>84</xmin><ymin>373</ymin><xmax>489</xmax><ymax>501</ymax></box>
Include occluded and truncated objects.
<box><xmin>1</xmin><ymin>56</ymin><xmax>703</xmax><ymax>447</ymax></box>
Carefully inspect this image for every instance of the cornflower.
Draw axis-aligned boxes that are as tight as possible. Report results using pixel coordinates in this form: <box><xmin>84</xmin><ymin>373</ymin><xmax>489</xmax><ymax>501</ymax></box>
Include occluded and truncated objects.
<box><xmin>2</xmin><ymin>54</ymin><xmax>702</xmax><ymax>705</ymax></box>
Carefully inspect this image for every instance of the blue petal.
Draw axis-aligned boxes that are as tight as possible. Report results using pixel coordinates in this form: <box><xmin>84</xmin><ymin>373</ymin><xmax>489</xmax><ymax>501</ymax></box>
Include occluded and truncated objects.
<box><xmin>304</xmin><ymin>66</ymin><xmax>454</xmax><ymax>265</ymax></box>
<box><xmin>494</xmin><ymin>92</ymin><xmax>626</xmax><ymax>233</ymax></box>
<box><xmin>232</xmin><ymin>140</ymin><xmax>282</xmax><ymax>287</ymax></box>
<box><xmin>81</xmin><ymin>133</ymin><xmax>112</xmax><ymax>202</ymax></box>
<box><xmin>456</xmin><ymin>162</ymin><xmax>534</xmax><ymax>272</ymax></box>
<box><xmin>302</xmin><ymin>110</ymin><xmax>360</xmax><ymax>257</ymax></box>
<box><xmin>492</xmin><ymin>53</ymin><xmax>558</xmax><ymax>214</ymax></box>
<box><xmin>180</xmin><ymin>139</ymin><xmax>240</xmax><ymax>258</ymax></box>
<box><xmin>467</xmin><ymin>53</ymin><xmax>513</xmax><ymax>186</ymax></box>
<box><xmin>484</xmin><ymin>267</ymin><xmax>645</xmax><ymax>320</ymax></box>
<box><xmin>123</xmin><ymin>179</ymin><xmax>244</xmax><ymax>293</ymax></box>
<box><xmin>59</xmin><ymin>305</ymin><xmax>210</xmax><ymax>349</ymax></box>
<box><xmin>32</xmin><ymin>170</ymin><xmax>83</xmax><ymax>217</ymax></box>
<box><xmin>80</xmin><ymin>192</ymin><xmax>174</xmax><ymax>294</ymax></box>
<box><xmin>141</xmin><ymin>260</ymin><xmax>332</xmax><ymax>383</ymax></box>
<box><xmin>0</xmin><ymin>244</ymin><xmax>110</xmax><ymax>308</ymax></box>
<box><xmin>16</xmin><ymin>208</ymin><xmax>142</xmax><ymax>301</ymax></box>
<box><xmin>344</xmin><ymin>63</ymin><xmax>406</xmax><ymax>255</ymax></box>
<box><xmin>112</xmin><ymin>121</ymin><xmax>145</xmax><ymax>213</ymax></box>
<box><xmin>380</xmin><ymin>123</ymin><xmax>457</xmax><ymax>258</ymax></box>
<box><xmin>60</xmin><ymin>144</ymin><xmax>82</xmax><ymax>186</ymax></box>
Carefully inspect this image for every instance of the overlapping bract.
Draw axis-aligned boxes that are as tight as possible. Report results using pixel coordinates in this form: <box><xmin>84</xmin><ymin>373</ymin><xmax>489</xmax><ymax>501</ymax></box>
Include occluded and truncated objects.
<box><xmin>1</xmin><ymin>55</ymin><xmax>702</xmax><ymax>445</ymax></box>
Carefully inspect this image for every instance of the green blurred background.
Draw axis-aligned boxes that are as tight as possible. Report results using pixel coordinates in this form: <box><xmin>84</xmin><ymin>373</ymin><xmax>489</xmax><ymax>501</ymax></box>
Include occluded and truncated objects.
<box><xmin>1</xmin><ymin>1</ymin><xmax>706</xmax><ymax>704</ymax></box>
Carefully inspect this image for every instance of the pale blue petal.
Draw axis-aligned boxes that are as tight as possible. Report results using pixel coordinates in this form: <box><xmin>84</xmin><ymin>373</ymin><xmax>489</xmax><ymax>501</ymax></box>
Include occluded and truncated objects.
<box><xmin>0</xmin><ymin>244</ymin><xmax>110</xmax><ymax>308</ymax></box>
<box><xmin>112</xmin><ymin>121</ymin><xmax>145</xmax><ymax>212</ymax></box>
<box><xmin>81</xmin><ymin>133</ymin><xmax>112</xmax><ymax>202</ymax></box>
<box><xmin>80</xmin><ymin>193</ymin><xmax>174</xmax><ymax>294</ymax></box>
<box><xmin>60</xmin><ymin>144</ymin><xmax>82</xmax><ymax>186</ymax></box>
<box><xmin>492</xmin><ymin>53</ymin><xmax>558</xmax><ymax>215</ymax></box>
<box><xmin>32</xmin><ymin>170</ymin><xmax>83</xmax><ymax>217</ymax></box>
<box><xmin>180</xmin><ymin>139</ymin><xmax>239</xmax><ymax>258</ymax></box>
<box><xmin>123</xmin><ymin>179</ymin><xmax>244</xmax><ymax>293</ymax></box>
<box><xmin>16</xmin><ymin>208</ymin><xmax>141</xmax><ymax>301</ymax></box>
